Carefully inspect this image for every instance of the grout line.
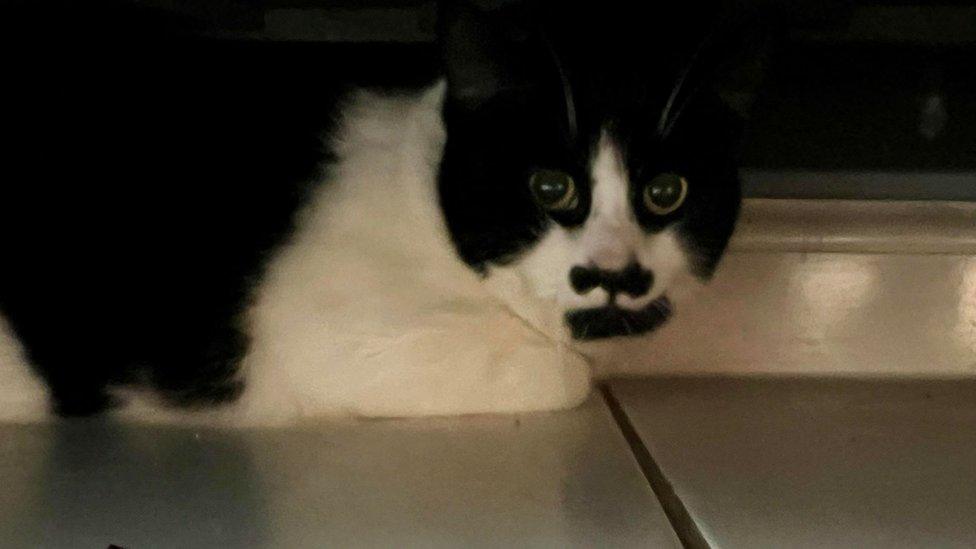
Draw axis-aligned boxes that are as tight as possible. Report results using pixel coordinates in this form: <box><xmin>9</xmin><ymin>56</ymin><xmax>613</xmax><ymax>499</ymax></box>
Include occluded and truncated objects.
<box><xmin>599</xmin><ymin>383</ymin><xmax>711</xmax><ymax>549</ymax></box>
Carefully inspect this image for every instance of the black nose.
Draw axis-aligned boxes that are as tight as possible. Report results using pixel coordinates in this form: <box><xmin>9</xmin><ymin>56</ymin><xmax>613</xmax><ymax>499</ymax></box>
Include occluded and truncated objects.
<box><xmin>569</xmin><ymin>262</ymin><xmax>653</xmax><ymax>298</ymax></box>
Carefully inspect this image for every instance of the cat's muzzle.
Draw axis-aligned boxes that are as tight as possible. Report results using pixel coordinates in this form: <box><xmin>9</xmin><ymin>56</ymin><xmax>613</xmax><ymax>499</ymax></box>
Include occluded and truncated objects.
<box><xmin>565</xmin><ymin>295</ymin><xmax>673</xmax><ymax>340</ymax></box>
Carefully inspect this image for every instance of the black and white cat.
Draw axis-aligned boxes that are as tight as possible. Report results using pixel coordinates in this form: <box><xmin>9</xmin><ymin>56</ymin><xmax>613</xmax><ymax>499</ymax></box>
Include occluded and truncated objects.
<box><xmin>0</xmin><ymin>1</ymin><xmax>748</xmax><ymax>424</ymax></box>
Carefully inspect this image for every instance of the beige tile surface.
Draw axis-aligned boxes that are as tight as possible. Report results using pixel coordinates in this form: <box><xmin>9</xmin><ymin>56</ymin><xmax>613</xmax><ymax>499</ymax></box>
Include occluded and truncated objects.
<box><xmin>609</xmin><ymin>377</ymin><xmax>976</xmax><ymax>549</ymax></box>
<box><xmin>0</xmin><ymin>397</ymin><xmax>677</xmax><ymax>548</ymax></box>
<box><xmin>590</xmin><ymin>251</ymin><xmax>976</xmax><ymax>377</ymax></box>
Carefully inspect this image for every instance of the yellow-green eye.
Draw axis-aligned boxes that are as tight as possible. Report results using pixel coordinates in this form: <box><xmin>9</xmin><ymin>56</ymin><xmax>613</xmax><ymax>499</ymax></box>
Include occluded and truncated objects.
<box><xmin>529</xmin><ymin>169</ymin><xmax>578</xmax><ymax>211</ymax></box>
<box><xmin>643</xmin><ymin>173</ymin><xmax>688</xmax><ymax>215</ymax></box>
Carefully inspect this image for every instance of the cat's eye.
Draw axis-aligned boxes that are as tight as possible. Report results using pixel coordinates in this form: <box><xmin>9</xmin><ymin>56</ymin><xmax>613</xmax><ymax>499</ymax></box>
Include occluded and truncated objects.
<box><xmin>643</xmin><ymin>173</ymin><xmax>688</xmax><ymax>215</ymax></box>
<box><xmin>529</xmin><ymin>169</ymin><xmax>578</xmax><ymax>212</ymax></box>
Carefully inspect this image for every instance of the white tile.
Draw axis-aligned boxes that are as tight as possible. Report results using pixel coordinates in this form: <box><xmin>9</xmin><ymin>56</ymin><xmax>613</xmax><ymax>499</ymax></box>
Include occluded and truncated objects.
<box><xmin>609</xmin><ymin>378</ymin><xmax>976</xmax><ymax>549</ymax></box>
<box><xmin>588</xmin><ymin>251</ymin><xmax>976</xmax><ymax>377</ymax></box>
<box><xmin>0</xmin><ymin>397</ymin><xmax>678</xmax><ymax>548</ymax></box>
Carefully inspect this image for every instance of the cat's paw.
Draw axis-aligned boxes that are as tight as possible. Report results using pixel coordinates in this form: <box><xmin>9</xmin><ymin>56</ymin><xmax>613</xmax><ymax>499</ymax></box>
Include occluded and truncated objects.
<box><xmin>493</xmin><ymin>342</ymin><xmax>592</xmax><ymax>413</ymax></box>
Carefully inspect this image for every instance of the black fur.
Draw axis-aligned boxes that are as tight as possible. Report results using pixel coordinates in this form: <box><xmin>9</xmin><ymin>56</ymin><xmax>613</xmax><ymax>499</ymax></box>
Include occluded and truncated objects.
<box><xmin>565</xmin><ymin>297</ymin><xmax>672</xmax><ymax>340</ymax></box>
<box><xmin>569</xmin><ymin>263</ymin><xmax>653</xmax><ymax>300</ymax></box>
<box><xmin>1</xmin><ymin>0</ymin><xmax>754</xmax><ymax>415</ymax></box>
<box><xmin>1</xmin><ymin>3</ymin><xmax>437</xmax><ymax>415</ymax></box>
<box><xmin>437</xmin><ymin>1</ymin><xmax>747</xmax><ymax>279</ymax></box>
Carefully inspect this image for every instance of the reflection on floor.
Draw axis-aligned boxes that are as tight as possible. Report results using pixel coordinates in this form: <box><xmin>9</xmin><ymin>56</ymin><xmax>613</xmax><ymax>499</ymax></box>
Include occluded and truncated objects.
<box><xmin>2</xmin><ymin>378</ymin><xmax>975</xmax><ymax>548</ymax></box>
<box><xmin>0</xmin><ymin>396</ymin><xmax>676</xmax><ymax>549</ymax></box>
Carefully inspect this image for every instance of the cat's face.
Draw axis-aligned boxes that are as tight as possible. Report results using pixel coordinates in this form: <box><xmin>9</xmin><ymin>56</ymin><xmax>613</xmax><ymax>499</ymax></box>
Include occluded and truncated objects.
<box><xmin>438</xmin><ymin>1</ymin><xmax>744</xmax><ymax>340</ymax></box>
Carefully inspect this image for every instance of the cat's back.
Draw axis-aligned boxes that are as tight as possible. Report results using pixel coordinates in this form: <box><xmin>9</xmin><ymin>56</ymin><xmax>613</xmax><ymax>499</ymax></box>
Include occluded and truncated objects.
<box><xmin>0</xmin><ymin>3</ymin><xmax>440</xmax><ymax>416</ymax></box>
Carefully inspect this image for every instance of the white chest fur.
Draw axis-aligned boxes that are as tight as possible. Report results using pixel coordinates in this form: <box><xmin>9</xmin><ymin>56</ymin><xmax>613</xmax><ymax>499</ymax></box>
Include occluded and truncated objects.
<box><xmin>233</xmin><ymin>83</ymin><xmax>590</xmax><ymax>425</ymax></box>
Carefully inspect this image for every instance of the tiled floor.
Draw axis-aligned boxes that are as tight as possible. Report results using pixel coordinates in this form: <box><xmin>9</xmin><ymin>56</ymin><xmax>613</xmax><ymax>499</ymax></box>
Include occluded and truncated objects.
<box><xmin>3</xmin><ymin>378</ymin><xmax>976</xmax><ymax>548</ymax></box>
<box><xmin>609</xmin><ymin>378</ymin><xmax>976</xmax><ymax>549</ymax></box>
<box><xmin>590</xmin><ymin>249</ymin><xmax>976</xmax><ymax>378</ymax></box>
<box><xmin>0</xmin><ymin>397</ymin><xmax>677</xmax><ymax>549</ymax></box>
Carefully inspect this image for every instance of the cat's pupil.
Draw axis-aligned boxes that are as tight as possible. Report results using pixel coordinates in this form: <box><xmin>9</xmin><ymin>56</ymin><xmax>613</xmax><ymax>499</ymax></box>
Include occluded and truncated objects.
<box><xmin>538</xmin><ymin>179</ymin><xmax>566</xmax><ymax>201</ymax></box>
<box><xmin>649</xmin><ymin>180</ymin><xmax>679</xmax><ymax>207</ymax></box>
<box><xmin>644</xmin><ymin>173</ymin><xmax>688</xmax><ymax>214</ymax></box>
<box><xmin>530</xmin><ymin>170</ymin><xmax>576</xmax><ymax>210</ymax></box>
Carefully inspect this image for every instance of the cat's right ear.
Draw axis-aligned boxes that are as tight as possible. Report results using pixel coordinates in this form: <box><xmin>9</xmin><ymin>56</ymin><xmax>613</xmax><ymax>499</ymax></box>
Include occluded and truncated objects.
<box><xmin>437</xmin><ymin>0</ymin><xmax>539</xmax><ymax>109</ymax></box>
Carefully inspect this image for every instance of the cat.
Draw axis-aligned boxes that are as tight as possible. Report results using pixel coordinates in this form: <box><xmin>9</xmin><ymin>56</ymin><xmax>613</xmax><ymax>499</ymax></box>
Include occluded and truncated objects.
<box><xmin>0</xmin><ymin>0</ymin><xmax>750</xmax><ymax>425</ymax></box>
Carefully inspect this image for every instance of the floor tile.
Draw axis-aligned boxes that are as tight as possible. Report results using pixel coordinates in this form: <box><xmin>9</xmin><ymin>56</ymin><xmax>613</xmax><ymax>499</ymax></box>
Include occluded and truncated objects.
<box><xmin>590</xmin><ymin>252</ymin><xmax>976</xmax><ymax>378</ymax></box>
<box><xmin>0</xmin><ymin>396</ymin><xmax>677</xmax><ymax>548</ymax></box>
<box><xmin>609</xmin><ymin>377</ymin><xmax>976</xmax><ymax>549</ymax></box>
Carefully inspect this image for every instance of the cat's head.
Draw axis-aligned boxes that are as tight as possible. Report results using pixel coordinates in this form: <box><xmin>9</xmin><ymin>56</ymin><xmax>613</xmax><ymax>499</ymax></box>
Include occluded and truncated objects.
<box><xmin>437</xmin><ymin>0</ymin><xmax>761</xmax><ymax>340</ymax></box>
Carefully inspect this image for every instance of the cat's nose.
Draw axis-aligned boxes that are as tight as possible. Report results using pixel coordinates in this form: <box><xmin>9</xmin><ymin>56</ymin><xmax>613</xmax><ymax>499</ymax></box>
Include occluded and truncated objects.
<box><xmin>569</xmin><ymin>262</ymin><xmax>653</xmax><ymax>298</ymax></box>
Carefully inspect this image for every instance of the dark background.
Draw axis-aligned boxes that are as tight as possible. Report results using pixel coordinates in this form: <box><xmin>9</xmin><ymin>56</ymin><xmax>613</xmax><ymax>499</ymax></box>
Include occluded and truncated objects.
<box><xmin>11</xmin><ymin>0</ymin><xmax>976</xmax><ymax>199</ymax></box>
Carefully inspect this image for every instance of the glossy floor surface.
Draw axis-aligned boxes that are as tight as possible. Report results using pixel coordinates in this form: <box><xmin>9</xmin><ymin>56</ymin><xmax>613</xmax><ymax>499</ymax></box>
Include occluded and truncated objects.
<box><xmin>610</xmin><ymin>377</ymin><xmax>976</xmax><ymax>549</ymax></box>
<box><xmin>0</xmin><ymin>397</ymin><xmax>677</xmax><ymax>549</ymax></box>
<box><xmin>589</xmin><ymin>201</ymin><xmax>976</xmax><ymax>378</ymax></box>
<box><xmin>6</xmin><ymin>378</ymin><xmax>976</xmax><ymax>547</ymax></box>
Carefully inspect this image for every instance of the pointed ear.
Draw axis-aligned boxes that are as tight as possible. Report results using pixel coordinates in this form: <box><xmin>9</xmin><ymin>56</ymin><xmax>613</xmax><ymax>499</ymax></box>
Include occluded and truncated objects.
<box><xmin>709</xmin><ymin>15</ymin><xmax>771</xmax><ymax>120</ymax></box>
<box><xmin>436</xmin><ymin>0</ymin><xmax>539</xmax><ymax>108</ymax></box>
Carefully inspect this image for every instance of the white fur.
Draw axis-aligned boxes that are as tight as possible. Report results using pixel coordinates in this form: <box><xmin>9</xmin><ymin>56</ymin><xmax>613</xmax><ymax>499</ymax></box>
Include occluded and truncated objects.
<box><xmin>0</xmin><ymin>317</ymin><xmax>51</xmax><ymax>423</ymax></box>
<box><xmin>222</xmin><ymin>84</ymin><xmax>591</xmax><ymax>425</ymax></box>
<box><xmin>491</xmin><ymin>133</ymin><xmax>693</xmax><ymax>321</ymax></box>
<box><xmin>0</xmin><ymin>87</ymin><xmax>698</xmax><ymax>425</ymax></box>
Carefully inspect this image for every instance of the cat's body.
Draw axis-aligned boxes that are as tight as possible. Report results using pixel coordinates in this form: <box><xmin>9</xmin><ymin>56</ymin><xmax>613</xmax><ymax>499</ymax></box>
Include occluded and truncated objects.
<box><xmin>1</xmin><ymin>1</ymin><xmax>750</xmax><ymax>425</ymax></box>
<box><xmin>2</xmin><ymin>83</ymin><xmax>590</xmax><ymax>425</ymax></box>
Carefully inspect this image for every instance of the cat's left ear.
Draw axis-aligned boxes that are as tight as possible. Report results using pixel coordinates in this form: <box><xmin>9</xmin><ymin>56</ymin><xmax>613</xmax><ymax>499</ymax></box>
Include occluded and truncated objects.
<box><xmin>656</xmin><ymin>6</ymin><xmax>772</xmax><ymax>142</ymax></box>
<box><xmin>709</xmin><ymin>16</ymin><xmax>771</xmax><ymax>121</ymax></box>
<box><xmin>436</xmin><ymin>0</ymin><xmax>543</xmax><ymax>108</ymax></box>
